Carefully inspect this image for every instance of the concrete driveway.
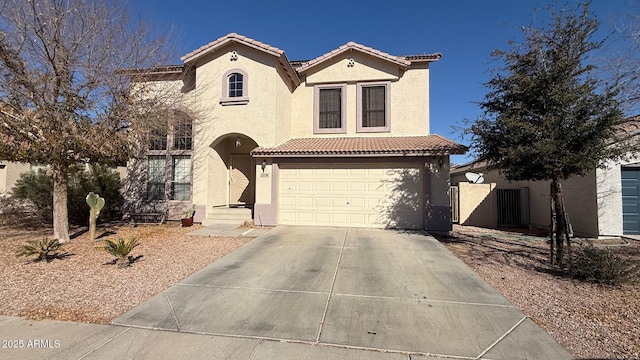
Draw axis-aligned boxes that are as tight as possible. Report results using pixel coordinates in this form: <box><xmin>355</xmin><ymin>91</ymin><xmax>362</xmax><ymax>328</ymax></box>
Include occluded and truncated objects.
<box><xmin>111</xmin><ymin>226</ymin><xmax>573</xmax><ymax>359</ymax></box>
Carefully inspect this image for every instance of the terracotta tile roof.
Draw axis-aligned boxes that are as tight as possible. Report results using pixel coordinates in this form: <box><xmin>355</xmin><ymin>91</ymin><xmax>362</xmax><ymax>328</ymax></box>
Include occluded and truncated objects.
<box><xmin>402</xmin><ymin>54</ymin><xmax>442</xmax><ymax>62</ymax></box>
<box><xmin>180</xmin><ymin>33</ymin><xmax>300</xmax><ymax>86</ymax></box>
<box><xmin>251</xmin><ymin>135</ymin><xmax>467</xmax><ymax>157</ymax></box>
<box><xmin>116</xmin><ymin>65</ymin><xmax>184</xmax><ymax>76</ymax></box>
<box><xmin>615</xmin><ymin>115</ymin><xmax>640</xmax><ymax>139</ymax></box>
<box><xmin>450</xmin><ymin>160</ymin><xmax>489</xmax><ymax>175</ymax></box>
<box><xmin>295</xmin><ymin>41</ymin><xmax>412</xmax><ymax>73</ymax></box>
<box><xmin>181</xmin><ymin>33</ymin><xmax>287</xmax><ymax>62</ymax></box>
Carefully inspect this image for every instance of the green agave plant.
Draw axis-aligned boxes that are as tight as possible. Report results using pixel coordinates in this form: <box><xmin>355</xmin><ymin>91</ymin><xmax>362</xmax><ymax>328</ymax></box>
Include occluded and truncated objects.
<box><xmin>16</xmin><ymin>238</ymin><xmax>65</xmax><ymax>262</ymax></box>
<box><xmin>100</xmin><ymin>237</ymin><xmax>140</xmax><ymax>268</ymax></box>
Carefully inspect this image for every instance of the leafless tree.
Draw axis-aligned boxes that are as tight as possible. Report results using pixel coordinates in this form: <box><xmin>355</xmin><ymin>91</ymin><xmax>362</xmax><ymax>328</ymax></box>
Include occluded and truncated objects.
<box><xmin>603</xmin><ymin>1</ymin><xmax>640</xmax><ymax>114</ymax></box>
<box><xmin>0</xmin><ymin>0</ymin><xmax>179</xmax><ymax>241</ymax></box>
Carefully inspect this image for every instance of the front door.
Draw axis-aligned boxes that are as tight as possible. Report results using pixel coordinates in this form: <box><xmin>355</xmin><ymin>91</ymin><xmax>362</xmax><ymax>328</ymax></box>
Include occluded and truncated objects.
<box><xmin>229</xmin><ymin>155</ymin><xmax>254</xmax><ymax>206</ymax></box>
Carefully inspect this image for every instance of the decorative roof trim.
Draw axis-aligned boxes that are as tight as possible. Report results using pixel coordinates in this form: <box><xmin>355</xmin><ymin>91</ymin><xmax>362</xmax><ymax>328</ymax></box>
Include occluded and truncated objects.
<box><xmin>181</xmin><ymin>33</ymin><xmax>301</xmax><ymax>86</ymax></box>
<box><xmin>295</xmin><ymin>41</ymin><xmax>412</xmax><ymax>73</ymax></box>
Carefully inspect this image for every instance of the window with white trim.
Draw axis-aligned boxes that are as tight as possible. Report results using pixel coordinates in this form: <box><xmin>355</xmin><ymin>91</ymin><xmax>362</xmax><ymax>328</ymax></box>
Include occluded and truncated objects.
<box><xmin>357</xmin><ymin>82</ymin><xmax>391</xmax><ymax>133</ymax></box>
<box><xmin>314</xmin><ymin>84</ymin><xmax>347</xmax><ymax>134</ymax></box>
<box><xmin>221</xmin><ymin>69</ymin><xmax>249</xmax><ymax>105</ymax></box>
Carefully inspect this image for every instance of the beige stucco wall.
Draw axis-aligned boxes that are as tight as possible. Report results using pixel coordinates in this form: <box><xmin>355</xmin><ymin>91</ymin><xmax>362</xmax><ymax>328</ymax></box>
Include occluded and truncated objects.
<box><xmin>305</xmin><ymin>55</ymin><xmax>401</xmax><ymax>84</ymax></box>
<box><xmin>135</xmin><ymin>41</ymin><xmax>445</xmax><ymax>226</ymax></box>
<box><xmin>290</xmin><ymin>55</ymin><xmax>430</xmax><ymax>138</ymax></box>
<box><xmin>0</xmin><ymin>161</ymin><xmax>31</xmax><ymax>195</ymax></box>
<box><xmin>452</xmin><ymin>168</ymin><xmax>599</xmax><ymax>237</ymax></box>
<box><xmin>426</xmin><ymin>156</ymin><xmax>452</xmax><ymax>231</ymax></box>
<box><xmin>596</xmin><ymin>157</ymin><xmax>640</xmax><ymax>236</ymax></box>
<box><xmin>188</xmin><ymin>44</ymin><xmax>293</xmax><ymax>215</ymax></box>
<box><xmin>458</xmin><ymin>182</ymin><xmax>497</xmax><ymax>228</ymax></box>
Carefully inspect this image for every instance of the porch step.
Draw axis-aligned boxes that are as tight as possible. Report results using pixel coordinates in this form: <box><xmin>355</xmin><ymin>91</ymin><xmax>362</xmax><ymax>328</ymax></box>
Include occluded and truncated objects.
<box><xmin>202</xmin><ymin>207</ymin><xmax>252</xmax><ymax>226</ymax></box>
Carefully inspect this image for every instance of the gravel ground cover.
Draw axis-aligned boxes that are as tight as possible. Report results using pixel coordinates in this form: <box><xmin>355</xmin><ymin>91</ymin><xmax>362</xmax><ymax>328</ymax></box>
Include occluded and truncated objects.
<box><xmin>1</xmin><ymin>219</ymin><xmax>639</xmax><ymax>359</ymax></box>
<box><xmin>0</xmin><ymin>222</ymin><xmax>251</xmax><ymax>324</ymax></box>
<box><xmin>437</xmin><ymin>225</ymin><xmax>640</xmax><ymax>360</ymax></box>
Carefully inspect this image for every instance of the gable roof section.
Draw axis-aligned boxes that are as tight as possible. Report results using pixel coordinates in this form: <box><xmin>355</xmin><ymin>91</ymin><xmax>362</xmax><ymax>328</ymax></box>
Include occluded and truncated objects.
<box><xmin>295</xmin><ymin>42</ymin><xmax>441</xmax><ymax>74</ymax></box>
<box><xmin>181</xmin><ymin>33</ymin><xmax>301</xmax><ymax>86</ymax></box>
<box><xmin>615</xmin><ymin>115</ymin><xmax>640</xmax><ymax>140</ymax></box>
<box><xmin>251</xmin><ymin>135</ymin><xmax>467</xmax><ymax>157</ymax></box>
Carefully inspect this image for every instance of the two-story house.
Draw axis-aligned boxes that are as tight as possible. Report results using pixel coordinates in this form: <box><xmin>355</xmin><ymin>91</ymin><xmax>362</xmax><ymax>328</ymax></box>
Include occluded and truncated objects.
<box><xmin>128</xmin><ymin>33</ymin><xmax>466</xmax><ymax>231</ymax></box>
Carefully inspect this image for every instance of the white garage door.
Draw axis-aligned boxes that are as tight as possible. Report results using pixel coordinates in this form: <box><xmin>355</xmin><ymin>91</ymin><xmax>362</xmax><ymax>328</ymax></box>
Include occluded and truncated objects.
<box><xmin>279</xmin><ymin>164</ymin><xmax>424</xmax><ymax>229</ymax></box>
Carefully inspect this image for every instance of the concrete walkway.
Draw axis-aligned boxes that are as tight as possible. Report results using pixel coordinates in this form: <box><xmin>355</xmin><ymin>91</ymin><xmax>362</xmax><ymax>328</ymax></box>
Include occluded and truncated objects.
<box><xmin>0</xmin><ymin>226</ymin><xmax>574</xmax><ymax>360</ymax></box>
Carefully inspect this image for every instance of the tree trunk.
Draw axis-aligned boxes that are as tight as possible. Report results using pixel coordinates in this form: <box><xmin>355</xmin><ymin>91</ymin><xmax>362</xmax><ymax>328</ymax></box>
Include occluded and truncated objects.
<box><xmin>557</xmin><ymin>182</ymin><xmax>573</xmax><ymax>259</ymax></box>
<box><xmin>550</xmin><ymin>178</ymin><xmax>567</xmax><ymax>266</ymax></box>
<box><xmin>52</xmin><ymin>168</ymin><xmax>70</xmax><ymax>242</ymax></box>
<box><xmin>549</xmin><ymin>182</ymin><xmax>556</xmax><ymax>265</ymax></box>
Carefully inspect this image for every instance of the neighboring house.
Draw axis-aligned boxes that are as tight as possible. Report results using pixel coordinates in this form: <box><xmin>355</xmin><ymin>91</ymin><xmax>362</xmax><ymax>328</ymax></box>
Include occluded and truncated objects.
<box><xmin>127</xmin><ymin>33</ymin><xmax>466</xmax><ymax>230</ymax></box>
<box><xmin>451</xmin><ymin>117</ymin><xmax>640</xmax><ymax>236</ymax></box>
<box><xmin>0</xmin><ymin>161</ymin><xmax>30</xmax><ymax>196</ymax></box>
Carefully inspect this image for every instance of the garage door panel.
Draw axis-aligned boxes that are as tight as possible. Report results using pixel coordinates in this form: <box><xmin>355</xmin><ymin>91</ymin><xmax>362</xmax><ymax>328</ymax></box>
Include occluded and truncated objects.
<box><xmin>332</xmin><ymin>213</ymin><xmax>348</xmax><ymax>224</ymax></box>
<box><xmin>316</xmin><ymin>181</ymin><xmax>330</xmax><ymax>191</ymax></box>
<box><xmin>349</xmin><ymin>197</ymin><xmax>366</xmax><ymax>208</ymax></box>
<box><xmin>299</xmin><ymin>197</ymin><xmax>313</xmax><ymax>207</ymax></box>
<box><xmin>281</xmin><ymin>196</ymin><xmax>297</xmax><ymax>206</ymax></box>
<box><xmin>314</xmin><ymin>213</ymin><xmax>331</xmax><ymax>223</ymax></box>
<box><xmin>332</xmin><ymin>197</ymin><xmax>348</xmax><ymax>207</ymax></box>
<box><xmin>349</xmin><ymin>213</ymin><xmax>367</xmax><ymax>225</ymax></box>
<box><xmin>315</xmin><ymin>197</ymin><xmax>331</xmax><ymax>207</ymax></box>
<box><xmin>349</xmin><ymin>182</ymin><xmax>366</xmax><ymax>192</ymax></box>
<box><xmin>280</xmin><ymin>211</ymin><xmax>297</xmax><ymax>222</ymax></box>
<box><xmin>333</xmin><ymin>181</ymin><xmax>349</xmax><ymax>191</ymax></box>
<box><xmin>279</xmin><ymin>164</ymin><xmax>424</xmax><ymax>228</ymax></box>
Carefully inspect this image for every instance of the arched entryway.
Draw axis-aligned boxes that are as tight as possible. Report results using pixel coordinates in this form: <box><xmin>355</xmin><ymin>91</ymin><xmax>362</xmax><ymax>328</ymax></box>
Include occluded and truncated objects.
<box><xmin>210</xmin><ymin>133</ymin><xmax>259</xmax><ymax>208</ymax></box>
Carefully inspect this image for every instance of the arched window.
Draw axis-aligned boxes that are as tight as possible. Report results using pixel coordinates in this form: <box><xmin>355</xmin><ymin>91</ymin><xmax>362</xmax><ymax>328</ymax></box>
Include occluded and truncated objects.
<box><xmin>228</xmin><ymin>73</ymin><xmax>243</xmax><ymax>97</ymax></box>
<box><xmin>221</xmin><ymin>69</ymin><xmax>249</xmax><ymax>105</ymax></box>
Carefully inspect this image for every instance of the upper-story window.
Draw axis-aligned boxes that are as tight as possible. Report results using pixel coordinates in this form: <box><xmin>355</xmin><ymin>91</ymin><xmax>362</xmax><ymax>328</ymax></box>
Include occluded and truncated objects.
<box><xmin>314</xmin><ymin>84</ymin><xmax>347</xmax><ymax>134</ymax></box>
<box><xmin>149</xmin><ymin>128</ymin><xmax>167</xmax><ymax>150</ymax></box>
<box><xmin>228</xmin><ymin>73</ymin><xmax>244</xmax><ymax>97</ymax></box>
<box><xmin>221</xmin><ymin>69</ymin><xmax>249</xmax><ymax>106</ymax></box>
<box><xmin>357</xmin><ymin>81</ymin><xmax>391</xmax><ymax>133</ymax></box>
<box><xmin>173</xmin><ymin>115</ymin><xmax>192</xmax><ymax>150</ymax></box>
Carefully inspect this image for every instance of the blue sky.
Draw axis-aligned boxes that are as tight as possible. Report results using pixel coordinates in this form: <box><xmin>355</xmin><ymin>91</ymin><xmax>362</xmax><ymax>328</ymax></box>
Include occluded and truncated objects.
<box><xmin>131</xmin><ymin>0</ymin><xmax>635</xmax><ymax>164</ymax></box>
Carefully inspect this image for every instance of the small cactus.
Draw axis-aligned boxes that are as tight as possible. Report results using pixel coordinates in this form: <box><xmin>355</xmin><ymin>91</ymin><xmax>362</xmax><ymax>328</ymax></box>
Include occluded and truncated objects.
<box><xmin>86</xmin><ymin>192</ymin><xmax>105</xmax><ymax>241</ymax></box>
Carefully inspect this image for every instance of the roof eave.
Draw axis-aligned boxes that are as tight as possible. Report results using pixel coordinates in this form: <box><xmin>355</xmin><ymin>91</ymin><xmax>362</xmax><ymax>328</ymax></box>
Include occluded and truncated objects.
<box><xmin>252</xmin><ymin>149</ymin><xmax>466</xmax><ymax>158</ymax></box>
<box><xmin>116</xmin><ymin>66</ymin><xmax>184</xmax><ymax>77</ymax></box>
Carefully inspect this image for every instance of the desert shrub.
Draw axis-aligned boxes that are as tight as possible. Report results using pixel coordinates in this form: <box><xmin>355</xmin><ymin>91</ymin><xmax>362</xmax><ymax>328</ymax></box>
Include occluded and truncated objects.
<box><xmin>67</xmin><ymin>164</ymin><xmax>124</xmax><ymax>225</ymax></box>
<box><xmin>11</xmin><ymin>164</ymin><xmax>123</xmax><ymax>226</ymax></box>
<box><xmin>100</xmin><ymin>237</ymin><xmax>140</xmax><ymax>268</ymax></box>
<box><xmin>11</xmin><ymin>169</ymin><xmax>53</xmax><ymax>223</ymax></box>
<box><xmin>569</xmin><ymin>244</ymin><xmax>634</xmax><ymax>285</ymax></box>
<box><xmin>16</xmin><ymin>238</ymin><xmax>65</xmax><ymax>262</ymax></box>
